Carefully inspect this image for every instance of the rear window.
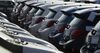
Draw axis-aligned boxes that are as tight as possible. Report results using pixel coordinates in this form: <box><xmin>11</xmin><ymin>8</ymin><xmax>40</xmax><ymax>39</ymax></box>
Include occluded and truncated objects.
<box><xmin>69</xmin><ymin>18</ymin><xmax>86</xmax><ymax>29</ymax></box>
<box><xmin>73</xmin><ymin>13</ymin><xmax>93</xmax><ymax>26</ymax></box>
<box><xmin>58</xmin><ymin>14</ymin><xmax>74</xmax><ymax>24</ymax></box>
<box><xmin>22</xmin><ymin>5</ymin><xmax>29</xmax><ymax>11</ymax></box>
<box><xmin>93</xmin><ymin>21</ymin><xmax>100</xmax><ymax>31</ymax></box>
<box><xmin>35</xmin><ymin>8</ymin><xmax>44</xmax><ymax>16</ymax></box>
<box><xmin>29</xmin><ymin>8</ymin><xmax>37</xmax><ymax>14</ymax></box>
<box><xmin>45</xmin><ymin>9</ymin><xmax>57</xmax><ymax>19</ymax></box>
<box><xmin>73</xmin><ymin>13</ymin><xmax>90</xmax><ymax>20</ymax></box>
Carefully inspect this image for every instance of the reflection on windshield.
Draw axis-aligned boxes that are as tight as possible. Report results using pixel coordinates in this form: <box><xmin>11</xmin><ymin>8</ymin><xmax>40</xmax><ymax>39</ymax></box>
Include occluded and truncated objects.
<box><xmin>35</xmin><ymin>9</ymin><xmax>44</xmax><ymax>16</ymax></box>
<box><xmin>58</xmin><ymin>14</ymin><xmax>74</xmax><ymax>24</ymax></box>
<box><xmin>69</xmin><ymin>18</ymin><xmax>85</xmax><ymax>29</ymax></box>
<box><xmin>16</xmin><ymin>3</ymin><xmax>23</xmax><ymax>12</ymax></box>
<box><xmin>22</xmin><ymin>5</ymin><xmax>28</xmax><ymax>11</ymax></box>
<box><xmin>45</xmin><ymin>10</ymin><xmax>56</xmax><ymax>19</ymax></box>
<box><xmin>29</xmin><ymin>8</ymin><xmax>36</xmax><ymax>14</ymax></box>
<box><xmin>58</xmin><ymin>14</ymin><xmax>67</xmax><ymax>23</ymax></box>
<box><xmin>93</xmin><ymin>21</ymin><xmax>100</xmax><ymax>31</ymax></box>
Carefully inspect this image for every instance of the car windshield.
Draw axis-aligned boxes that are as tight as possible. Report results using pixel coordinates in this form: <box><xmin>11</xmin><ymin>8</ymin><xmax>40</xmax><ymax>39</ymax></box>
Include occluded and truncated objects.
<box><xmin>22</xmin><ymin>5</ymin><xmax>29</xmax><ymax>12</ymax></box>
<box><xmin>93</xmin><ymin>21</ymin><xmax>100</xmax><ymax>31</ymax></box>
<box><xmin>45</xmin><ymin>9</ymin><xmax>56</xmax><ymax>19</ymax></box>
<box><xmin>58</xmin><ymin>14</ymin><xmax>74</xmax><ymax>24</ymax></box>
<box><xmin>69</xmin><ymin>18</ymin><xmax>86</xmax><ymax>29</ymax></box>
<box><xmin>35</xmin><ymin>8</ymin><xmax>44</xmax><ymax>16</ymax></box>
<box><xmin>16</xmin><ymin>3</ymin><xmax>24</xmax><ymax>12</ymax></box>
<box><xmin>29</xmin><ymin>8</ymin><xmax>37</xmax><ymax>14</ymax></box>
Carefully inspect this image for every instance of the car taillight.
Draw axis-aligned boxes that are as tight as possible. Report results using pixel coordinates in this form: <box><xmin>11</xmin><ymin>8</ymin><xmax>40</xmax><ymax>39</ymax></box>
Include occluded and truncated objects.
<box><xmin>71</xmin><ymin>29</ymin><xmax>85</xmax><ymax>39</ymax></box>
<box><xmin>58</xmin><ymin>25</ymin><xmax>66</xmax><ymax>33</ymax></box>
<box><xmin>35</xmin><ymin>17</ymin><xmax>44</xmax><ymax>24</ymax></box>
<box><xmin>46</xmin><ymin>21</ymin><xmax>56</xmax><ymax>27</ymax></box>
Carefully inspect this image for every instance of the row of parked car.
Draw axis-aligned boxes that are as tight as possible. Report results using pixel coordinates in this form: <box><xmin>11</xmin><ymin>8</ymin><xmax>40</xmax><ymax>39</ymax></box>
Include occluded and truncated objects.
<box><xmin>1</xmin><ymin>0</ymin><xmax>100</xmax><ymax>53</ymax></box>
<box><xmin>0</xmin><ymin>0</ymin><xmax>64</xmax><ymax>53</ymax></box>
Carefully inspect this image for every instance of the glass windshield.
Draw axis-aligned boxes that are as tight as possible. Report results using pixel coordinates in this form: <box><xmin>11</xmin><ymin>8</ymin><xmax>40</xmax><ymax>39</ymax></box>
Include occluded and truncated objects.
<box><xmin>22</xmin><ymin>5</ymin><xmax>29</xmax><ymax>12</ymax></box>
<box><xmin>35</xmin><ymin>9</ymin><xmax>44</xmax><ymax>16</ymax></box>
<box><xmin>69</xmin><ymin>18</ymin><xmax>86</xmax><ymax>29</ymax></box>
<box><xmin>13</xmin><ymin>3</ymin><xmax>19</xmax><ymax>11</ymax></box>
<box><xmin>58</xmin><ymin>14</ymin><xmax>74</xmax><ymax>24</ymax></box>
<box><xmin>45</xmin><ymin>10</ymin><xmax>56</xmax><ymax>19</ymax></box>
<box><xmin>93</xmin><ymin>21</ymin><xmax>100</xmax><ymax>31</ymax></box>
<box><xmin>29</xmin><ymin>8</ymin><xmax>37</xmax><ymax>14</ymax></box>
<box><xmin>15</xmin><ymin>3</ymin><xmax>24</xmax><ymax>12</ymax></box>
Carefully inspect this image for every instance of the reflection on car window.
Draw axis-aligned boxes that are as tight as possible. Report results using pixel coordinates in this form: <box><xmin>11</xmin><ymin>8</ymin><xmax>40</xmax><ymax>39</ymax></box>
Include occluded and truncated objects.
<box><xmin>46</xmin><ymin>10</ymin><xmax>56</xmax><ymax>19</ymax></box>
<box><xmin>58</xmin><ymin>14</ymin><xmax>67</xmax><ymax>23</ymax></box>
<box><xmin>69</xmin><ymin>18</ymin><xmax>86</xmax><ymax>29</ymax></box>
<box><xmin>22</xmin><ymin>5</ymin><xmax>28</xmax><ymax>11</ymax></box>
<box><xmin>29</xmin><ymin>8</ymin><xmax>36</xmax><ymax>14</ymax></box>
<box><xmin>93</xmin><ymin>21</ymin><xmax>100</xmax><ymax>31</ymax></box>
<box><xmin>35</xmin><ymin>9</ymin><xmax>44</xmax><ymax>16</ymax></box>
<box><xmin>58</xmin><ymin>14</ymin><xmax>74</xmax><ymax>24</ymax></box>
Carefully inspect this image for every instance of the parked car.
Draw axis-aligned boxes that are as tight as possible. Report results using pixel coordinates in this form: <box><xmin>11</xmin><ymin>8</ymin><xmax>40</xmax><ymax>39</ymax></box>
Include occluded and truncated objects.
<box><xmin>80</xmin><ymin>20</ymin><xmax>100</xmax><ymax>53</ymax></box>
<box><xmin>29</xmin><ymin>3</ymin><xmax>87</xmax><ymax>38</ymax></box>
<box><xmin>38</xmin><ymin>5</ymin><xmax>98</xmax><ymax>41</ymax></box>
<box><xmin>0</xmin><ymin>16</ymin><xmax>58</xmax><ymax>51</ymax></box>
<box><xmin>10</xmin><ymin>0</ymin><xmax>28</xmax><ymax>24</ymax></box>
<box><xmin>23</xmin><ymin>4</ymin><xmax>61</xmax><ymax>30</ymax></box>
<box><xmin>0</xmin><ymin>33</ymin><xmax>63</xmax><ymax>53</ymax></box>
<box><xmin>58</xmin><ymin>8</ymin><xmax>100</xmax><ymax>53</ymax></box>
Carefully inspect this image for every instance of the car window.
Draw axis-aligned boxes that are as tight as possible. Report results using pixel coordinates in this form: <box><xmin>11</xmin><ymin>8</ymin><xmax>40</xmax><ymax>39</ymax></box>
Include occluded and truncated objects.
<box><xmin>22</xmin><ymin>5</ymin><xmax>28</xmax><ymax>12</ymax></box>
<box><xmin>29</xmin><ymin>8</ymin><xmax>36</xmax><ymax>14</ymax></box>
<box><xmin>45</xmin><ymin>9</ymin><xmax>56</xmax><ymax>19</ymax></box>
<box><xmin>69</xmin><ymin>18</ymin><xmax>86</xmax><ymax>29</ymax></box>
<box><xmin>93</xmin><ymin>21</ymin><xmax>100</xmax><ymax>31</ymax></box>
<box><xmin>35</xmin><ymin>8</ymin><xmax>44</xmax><ymax>16</ymax></box>
<box><xmin>58</xmin><ymin>14</ymin><xmax>74</xmax><ymax>24</ymax></box>
<box><xmin>17</xmin><ymin>3</ymin><xmax>23</xmax><ymax>10</ymax></box>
